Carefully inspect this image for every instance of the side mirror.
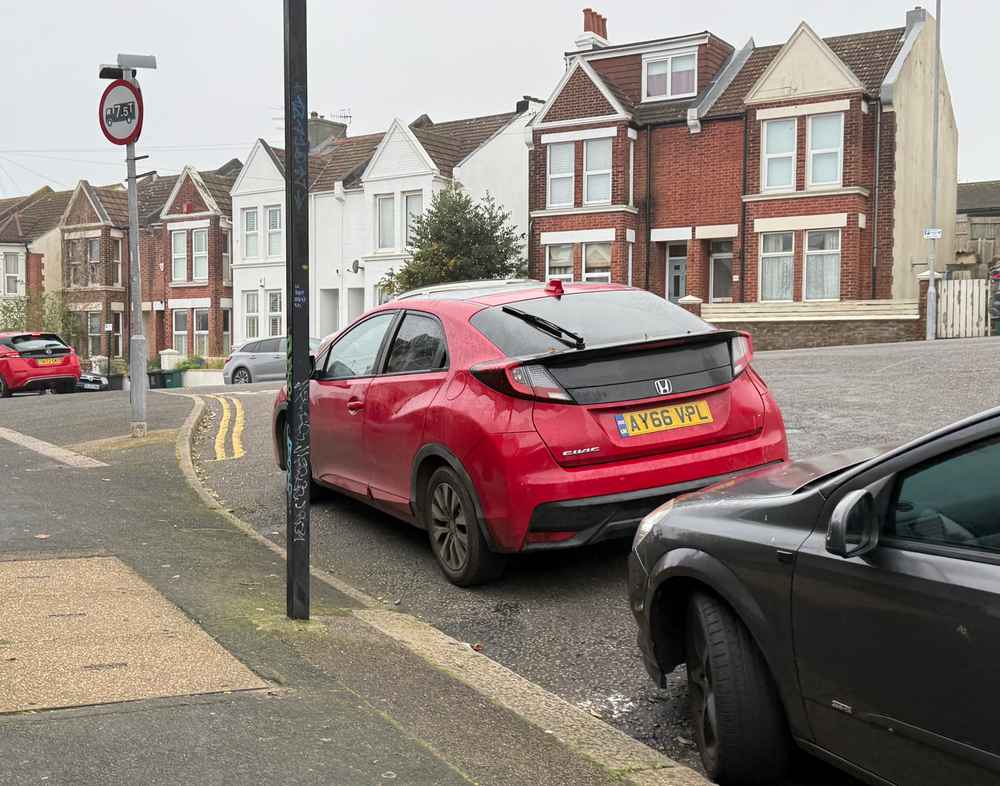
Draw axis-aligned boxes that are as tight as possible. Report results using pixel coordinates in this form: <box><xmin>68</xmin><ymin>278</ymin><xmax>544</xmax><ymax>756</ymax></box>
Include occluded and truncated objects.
<box><xmin>826</xmin><ymin>489</ymin><xmax>879</xmax><ymax>558</ymax></box>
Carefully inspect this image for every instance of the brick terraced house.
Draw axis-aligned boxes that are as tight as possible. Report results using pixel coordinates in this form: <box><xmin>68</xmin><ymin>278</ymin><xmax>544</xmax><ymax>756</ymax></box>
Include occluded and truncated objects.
<box><xmin>528</xmin><ymin>7</ymin><xmax>957</xmax><ymax>348</ymax></box>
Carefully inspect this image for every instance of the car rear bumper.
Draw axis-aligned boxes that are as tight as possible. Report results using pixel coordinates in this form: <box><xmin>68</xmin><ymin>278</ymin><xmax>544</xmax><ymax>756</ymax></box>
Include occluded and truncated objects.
<box><xmin>523</xmin><ymin>464</ymin><xmax>780</xmax><ymax>551</ymax></box>
<box><xmin>4</xmin><ymin>357</ymin><xmax>81</xmax><ymax>392</ymax></box>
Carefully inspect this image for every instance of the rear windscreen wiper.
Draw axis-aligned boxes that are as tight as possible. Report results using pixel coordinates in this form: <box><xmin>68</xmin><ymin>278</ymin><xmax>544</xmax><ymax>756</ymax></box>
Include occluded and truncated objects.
<box><xmin>501</xmin><ymin>305</ymin><xmax>585</xmax><ymax>349</ymax></box>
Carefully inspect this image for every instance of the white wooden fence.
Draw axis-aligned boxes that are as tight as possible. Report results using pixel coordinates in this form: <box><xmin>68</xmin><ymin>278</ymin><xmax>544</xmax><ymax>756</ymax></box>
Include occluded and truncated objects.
<box><xmin>937</xmin><ymin>279</ymin><xmax>990</xmax><ymax>339</ymax></box>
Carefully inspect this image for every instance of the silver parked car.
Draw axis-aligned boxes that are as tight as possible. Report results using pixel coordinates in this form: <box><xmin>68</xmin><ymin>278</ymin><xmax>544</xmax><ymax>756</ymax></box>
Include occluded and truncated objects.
<box><xmin>224</xmin><ymin>337</ymin><xmax>321</xmax><ymax>384</ymax></box>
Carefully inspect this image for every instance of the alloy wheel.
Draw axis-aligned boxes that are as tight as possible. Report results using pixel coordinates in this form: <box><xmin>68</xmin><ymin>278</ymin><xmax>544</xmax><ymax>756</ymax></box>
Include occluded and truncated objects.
<box><xmin>687</xmin><ymin>619</ymin><xmax>720</xmax><ymax>765</ymax></box>
<box><xmin>233</xmin><ymin>368</ymin><xmax>250</xmax><ymax>384</ymax></box>
<box><xmin>429</xmin><ymin>481</ymin><xmax>470</xmax><ymax>572</ymax></box>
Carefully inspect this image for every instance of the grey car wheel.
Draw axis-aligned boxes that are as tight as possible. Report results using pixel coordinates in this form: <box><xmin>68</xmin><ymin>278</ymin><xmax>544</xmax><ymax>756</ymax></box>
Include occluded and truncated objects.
<box><xmin>232</xmin><ymin>367</ymin><xmax>252</xmax><ymax>384</ymax></box>
<box><xmin>685</xmin><ymin>592</ymin><xmax>790</xmax><ymax>785</ymax></box>
<box><xmin>424</xmin><ymin>466</ymin><xmax>506</xmax><ymax>587</ymax></box>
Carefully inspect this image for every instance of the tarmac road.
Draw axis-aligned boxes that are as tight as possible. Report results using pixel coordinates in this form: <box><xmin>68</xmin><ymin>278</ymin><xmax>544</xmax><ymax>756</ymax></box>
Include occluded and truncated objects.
<box><xmin>192</xmin><ymin>336</ymin><xmax>1000</xmax><ymax>782</ymax></box>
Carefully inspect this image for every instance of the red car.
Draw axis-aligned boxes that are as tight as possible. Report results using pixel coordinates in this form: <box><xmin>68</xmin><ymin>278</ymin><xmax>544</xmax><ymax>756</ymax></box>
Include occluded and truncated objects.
<box><xmin>273</xmin><ymin>280</ymin><xmax>787</xmax><ymax>585</ymax></box>
<box><xmin>0</xmin><ymin>331</ymin><xmax>82</xmax><ymax>397</ymax></box>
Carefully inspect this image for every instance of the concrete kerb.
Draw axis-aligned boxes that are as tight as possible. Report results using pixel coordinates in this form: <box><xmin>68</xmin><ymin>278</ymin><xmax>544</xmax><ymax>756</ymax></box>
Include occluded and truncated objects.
<box><xmin>173</xmin><ymin>392</ymin><xmax>707</xmax><ymax>786</ymax></box>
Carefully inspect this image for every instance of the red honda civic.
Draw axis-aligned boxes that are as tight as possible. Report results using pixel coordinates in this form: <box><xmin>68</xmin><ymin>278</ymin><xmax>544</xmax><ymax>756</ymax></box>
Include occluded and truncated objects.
<box><xmin>0</xmin><ymin>331</ymin><xmax>82</xmax><ymax>397</ymax></box>
<box><xmin>273</xmin><ymin>280</ymin><xmax>787</xmax><ymax>586</ymax></box>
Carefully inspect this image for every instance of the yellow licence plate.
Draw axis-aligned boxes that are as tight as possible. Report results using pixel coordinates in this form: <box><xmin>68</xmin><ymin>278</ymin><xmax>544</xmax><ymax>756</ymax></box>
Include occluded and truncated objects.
<box><xmin>35</xmin><ymin>358</ymin><xmax>61</xmax><ymax>366</ymax></box>
<box><xmin>615</xmin><ymin>400</ymin><xmax>713</xmax><ymax>438</ymax></box>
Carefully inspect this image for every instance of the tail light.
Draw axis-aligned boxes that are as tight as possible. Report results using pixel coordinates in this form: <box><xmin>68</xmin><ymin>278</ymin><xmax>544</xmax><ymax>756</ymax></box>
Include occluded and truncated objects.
<box><xmin>730</xmin><ymin>332</ymin><xmax>753</xmax><ymax>377</ymax></box>
<box><xmin>470</xmin><ymin>360</ymin><xmax>573</xmax><ymax>403</ymax></box>
<box><xmin>224</xmin><ymin>355</ymin><xmax>233</xmax><ymax>365</ymax></box>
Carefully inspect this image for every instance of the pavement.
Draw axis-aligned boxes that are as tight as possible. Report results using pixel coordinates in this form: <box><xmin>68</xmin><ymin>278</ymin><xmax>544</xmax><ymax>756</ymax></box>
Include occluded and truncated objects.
<box><xmin>189</xmin><ymin>336</ymin><xmax>1000</xmax><ymax>785</ymax></box>
<box><xmin>0</xmin><ymin>388</ymin><xmax>701</xmax><ymax>786</ymax></box>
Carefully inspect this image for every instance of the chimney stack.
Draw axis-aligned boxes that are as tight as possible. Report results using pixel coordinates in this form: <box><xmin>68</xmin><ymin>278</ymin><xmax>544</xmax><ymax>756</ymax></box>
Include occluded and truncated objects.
<box><xmin>308</xmin><ymin>111</ymin><xmax>347</xmax><ymax>149</ymax></box>
<box><xmin>905</xmin><ymin>6</ymin><xmax>927</xmax><ymax>35</ymax></box>
<box><xmin>575</xmin><ymin>7</ymin><xmax>609</xmax><ymax>51</ymax></box>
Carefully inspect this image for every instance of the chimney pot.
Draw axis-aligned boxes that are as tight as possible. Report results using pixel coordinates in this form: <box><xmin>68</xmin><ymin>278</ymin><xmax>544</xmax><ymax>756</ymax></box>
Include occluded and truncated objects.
<box><xmin>583</xmin><ymin>8</ymin><xmax>595</xmax><ymax>33</ymax></box>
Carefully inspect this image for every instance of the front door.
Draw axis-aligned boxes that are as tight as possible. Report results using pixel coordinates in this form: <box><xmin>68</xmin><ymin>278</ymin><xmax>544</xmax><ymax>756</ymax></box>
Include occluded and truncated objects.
<box><xmin>709</xmin><ymin>240</ymin><xmax>734</xmax><ymax>303</ymax></box>
<box><xmin>793</xmin><ymin>434</ymin><xmax>1000</xmax><ymax>786</ymax></box>
<box><xmin>667</xmin><ymin>244</ymin><xmax>687</xmax><ymax>303</ymax></box>
<box><xmin>364</xmin><ymin>311</ymin><xmax>449</xmax><ymax>519</ymax></box>
<box><xmin>310</xmin><ymin>311</ymin><xmax>397</xmax><ymax>495</ymax></box>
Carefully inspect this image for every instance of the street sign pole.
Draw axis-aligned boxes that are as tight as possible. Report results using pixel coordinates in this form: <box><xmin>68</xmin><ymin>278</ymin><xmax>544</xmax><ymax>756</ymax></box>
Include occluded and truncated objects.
<box><xmin>283</xmin><ymin>0</ymin><xmax>311</xmax><ymax>620</ymax></box>
<box><xmin>124</xmin><ymin>102</ymin><xmax>147</xmax><ymax>436</ymax></box>
<box><xmin>925</xmin><ymin>0</ymin><xmax>942</xmax><ymax>341</ymax></box>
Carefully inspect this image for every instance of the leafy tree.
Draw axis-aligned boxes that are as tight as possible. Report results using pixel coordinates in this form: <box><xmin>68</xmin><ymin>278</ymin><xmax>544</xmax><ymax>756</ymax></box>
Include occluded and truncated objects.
<box><xmin>0</xmin><ymin>296</ymin><xmax>26</xmax><ymax>331</ymax></box>
<box><xmin>379</xmin><ymin>186</ymin><xmax>525</xmax><ymax>296</ymax></box>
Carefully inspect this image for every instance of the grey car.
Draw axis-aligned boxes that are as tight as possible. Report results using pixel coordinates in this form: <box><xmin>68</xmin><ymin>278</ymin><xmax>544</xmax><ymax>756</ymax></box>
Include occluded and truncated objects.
<box><xmin>224</xmin><ymin>336</ymin><xmax>321</xmax><ymax>384</ymax></box>
<box><xmin>630</xmin><ymin>407</ymin><xmax>1000</xmax><ymax>786</ymax></box>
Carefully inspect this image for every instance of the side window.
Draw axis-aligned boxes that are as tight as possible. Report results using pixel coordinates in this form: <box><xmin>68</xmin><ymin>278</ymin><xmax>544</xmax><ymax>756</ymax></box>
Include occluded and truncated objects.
<box><xmin>384</xmin><ymin>313</ymin><xmax>447</xmax><ymax>374</ymax></box>
<box><xmin>241</xmin><ymin>341</ymin><xmax>260</xmax><ymax>354</ymax></box>
<box><xmin>889</xmin><ymin>439</ymin><xmax>1000</xmax><ymax>553</ymax></box>
<box><xmin>322</xmin><ymin>312</ymin><xmax>395</xmax><ymax>380</ymax></box>
<box><xmin>259</xmin><ymin>338</ymin><xmax>280</xmax><ymax>353</ymax></box>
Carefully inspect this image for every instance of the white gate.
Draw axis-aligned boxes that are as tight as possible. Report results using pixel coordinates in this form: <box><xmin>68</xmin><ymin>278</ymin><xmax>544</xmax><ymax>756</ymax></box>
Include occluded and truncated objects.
<box><xmin>937</xmin><ymin>279</ymin><xmax>990</xmax><ymax>338</ymax></box>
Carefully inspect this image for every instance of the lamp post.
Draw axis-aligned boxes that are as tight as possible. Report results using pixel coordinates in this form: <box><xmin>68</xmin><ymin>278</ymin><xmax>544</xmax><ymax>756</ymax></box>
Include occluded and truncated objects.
<box><xmin>99</xmin><ymin>54</ymin><xmax>156</xmax><ymax>436</ymax></box>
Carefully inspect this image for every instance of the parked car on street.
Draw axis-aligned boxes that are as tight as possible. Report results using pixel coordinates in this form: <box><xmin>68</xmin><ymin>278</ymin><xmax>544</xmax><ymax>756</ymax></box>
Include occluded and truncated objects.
<box><xmin>630</xmin><ymin>407</ymin><xmax>1000</xmax><ymax>786</ymax></box>
<box><xmin>224</xmin><ymin>336</ymin><xmax>321</xmax><ymax>384</ymax></box>
<box><xmin>76</xmin><ymin>372</ymin><xmax>109</xmax><ymax>392</ymax></box>
<box><xmin>0</xmin><ymin>332</ymin><xmax>81</xmax><ymax>397</ymax></box>
<box><xmin>273</xmin><ymin>280</ymin><xmax>788</xmax><ymax>585</ymax></box>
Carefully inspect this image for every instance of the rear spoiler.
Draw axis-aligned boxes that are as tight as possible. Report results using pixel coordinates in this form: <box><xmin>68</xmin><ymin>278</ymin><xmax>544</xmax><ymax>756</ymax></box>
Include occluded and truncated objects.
<box><xmin>516</xmin><ymin>329</ymin><xmax>742</xmax><ymax>367</ymax></box>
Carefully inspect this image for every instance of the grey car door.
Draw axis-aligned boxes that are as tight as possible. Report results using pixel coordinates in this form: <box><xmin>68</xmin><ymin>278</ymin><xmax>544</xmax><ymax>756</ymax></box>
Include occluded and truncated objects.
<box><xmin>256</xmin><ymin>337</ymin><xmax>284</xmax><ymax>380</ymax></box>
<box><xmin>792</xmin><ymin>429</ymin><xmax>1000</xmax><ymax>785</ymax></box>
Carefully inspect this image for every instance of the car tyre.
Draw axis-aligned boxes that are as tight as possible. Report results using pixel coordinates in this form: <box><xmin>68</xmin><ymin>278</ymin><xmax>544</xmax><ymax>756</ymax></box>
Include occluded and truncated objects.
<box><xmin>424</xmin><ymin>466</ymin><xmax>506</xmax><ymax>587</ymax></box>
<box><xmin>685</xmin><ymin>592</ymin><xmax>790</xmax><ymax>785</ymax></box>
<box><xmin>55</xmin><ymin>381</ymin><xmax>75</xmax><ymax>394</ymax></box>
<box><xmin>232</xmin><ymin>367</ymin><xmax>252</xmax><ymax>384</ymax></box>
<box><xmin>0</xmin><ymin>377</ymin><xmax>10</xmax><ymax>398</ymax></box>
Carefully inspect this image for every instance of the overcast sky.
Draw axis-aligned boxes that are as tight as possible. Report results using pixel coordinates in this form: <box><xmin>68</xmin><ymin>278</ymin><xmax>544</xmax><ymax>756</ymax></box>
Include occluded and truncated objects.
<box><xmin>0</xmin><ymin>0</ymin><xmax>993</xmax><ymax>197</ymax></box>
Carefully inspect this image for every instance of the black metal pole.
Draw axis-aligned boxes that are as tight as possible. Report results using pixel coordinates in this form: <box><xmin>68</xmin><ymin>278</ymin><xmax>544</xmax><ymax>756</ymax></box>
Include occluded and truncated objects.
<box><xmin>283</xmin><ymin>0</ymin><xmax>310</xmax><ymax>619</ymax></box>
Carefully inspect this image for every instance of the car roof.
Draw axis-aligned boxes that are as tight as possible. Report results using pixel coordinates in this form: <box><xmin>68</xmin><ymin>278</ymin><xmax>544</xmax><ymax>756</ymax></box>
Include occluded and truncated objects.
<box><xmin>391</xmin><ymin>280</ymin><xmax>635</xmax><ymax>309</ymax></box>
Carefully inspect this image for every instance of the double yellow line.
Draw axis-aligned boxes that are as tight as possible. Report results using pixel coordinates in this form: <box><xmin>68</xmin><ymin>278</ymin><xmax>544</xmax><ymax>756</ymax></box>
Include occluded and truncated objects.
<box><xmin>209</xmin><ymin>395</ymin><xmax>246</xmax><ymax>461</ymax></box>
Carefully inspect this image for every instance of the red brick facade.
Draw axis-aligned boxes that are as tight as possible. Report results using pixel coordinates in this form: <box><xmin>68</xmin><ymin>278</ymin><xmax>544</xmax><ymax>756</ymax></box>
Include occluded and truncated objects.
<box><xmin>530</xmin><ymin>24</ymin><xmax>904</xmax><ymax>332</ymax></box>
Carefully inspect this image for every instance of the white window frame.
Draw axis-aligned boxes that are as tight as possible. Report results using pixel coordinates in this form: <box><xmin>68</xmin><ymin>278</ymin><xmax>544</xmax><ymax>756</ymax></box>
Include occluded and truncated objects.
<box><xmin>404</xmin><ymin>191</ymin><xmax>423</xmax><ymax>246</ymax></box>
<box><xmin>193</xmin><ymin>308</ymin><xmax>210</xmax><ymax>356</ymax></box>
<box><xmin>641</xmin><ymin>49</ymin><xmax>698</xmax><ymax>102</ymax></box>
<box><xmin>172</xmin><ymin>310</ymin><xmax>188</xmax><ymax>354</ymax></box>
<box><xmin>806</xmin><ymin>112</ymin><xmax>844</xmax><ymax>189</ymax></box>
<box><xmin>582</xmin><ymin>242</ymin><xmax>612</xmax><ymax>283</ymax></box>
<box><xmin>708</xmin><ymin>241</ymin><xmax>734</xmax><ymax>304</ymax></box>
<box><xmin>545</xmin><ymin>244</ymin><xmax>574</xmax><ymax>282</ymax></box>
<box><xmin>758</xmin><ymin>232</ymin><xmax>795</xmax><ymax>303</ymax></box>
<box><xmin>111</xmin><ymin>238</ymin><xmax>122</xmax><ymax>287</ymax></box>
<box><xmin>87</xmin><ymin>311</ymin><xmax>102</xmax><ymax>357</ymax></box>
<box><xmin>222</xmin><ymin>230</ymin><xmax>232</xmax><ymax>284</ymax></box>
<box><xmin>267</xmin><ymin>289</ymin><xmax>283</xmax><ymax>337</ymax></box>
<box><xmin>171</xmin><ymin>230</ymin><xmax>187</xmax><ymax>282</ymax></box>
<box><xmin>242</xmin><ymin>207</ymin><xmax>259</xmax><ymax>258</ymax></box>
<box><xmin>192</xmin><ymin>228</ymin><xmax>208</xmax><ymax>280</ymax></box>
<box><xmin>111</xmin><ymin>312</ymin><xmax>123</xmax><ymax>358</ymax></box>
<box><xmin>2</xmin><ymin>252</ymin><xmax>22</xmax><ymax>296</ymax></box>
<box><xmin>266</xmin><ymin>205</ymin><xmax>282</xmax><ymax>258</ymax></box>
<box><xmin>583</xmin><ymin>138</ymin><xmax>612</xmax><ymax>206</ymax></box>
<box><xmin>803</xmin><ymin>228</ymin><xmax>841</xmax><ymax>302</ymax></box>
<box><xmin>87</xmin><ymin>237</ymin><xmax>101</xmax><ymax>289</ymax></box>
<box><xmin>376</xmin><ymin>194</ymin><xmax>395</xmax><ymax>251</ymax></box>
<box><xmin>546</xmin><ymin>142</ymin><xmax>574</xmax><ymax>208</ymax></box>
<box><xmin>244</xmin><ymin>291</ymin><xmax>259</xmax><ymax>339</ymax></box>
<box><xmin>628</xmin><ymin>140</ymin><xmax>635</xmax><ymax>207</ymax></box>
<box><xmin>762</xmin><ymin>118</ymin><xmax>797</xmax><ymax>193</ymax></box>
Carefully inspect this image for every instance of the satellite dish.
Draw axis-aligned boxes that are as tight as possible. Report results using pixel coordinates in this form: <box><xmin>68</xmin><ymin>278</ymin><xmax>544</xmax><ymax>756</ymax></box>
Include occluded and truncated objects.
<box><xmin>351</xmin><ymin>259</ymin><xmax>363</xmax><ymax>274</ymax></box>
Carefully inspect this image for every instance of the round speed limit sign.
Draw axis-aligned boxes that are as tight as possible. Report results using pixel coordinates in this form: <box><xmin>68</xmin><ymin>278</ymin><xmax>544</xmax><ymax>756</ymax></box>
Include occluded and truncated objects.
<box><xmin>99</xmin><ymin>79</ymin><xmax>144</xmax><ymax>146</ymax></box>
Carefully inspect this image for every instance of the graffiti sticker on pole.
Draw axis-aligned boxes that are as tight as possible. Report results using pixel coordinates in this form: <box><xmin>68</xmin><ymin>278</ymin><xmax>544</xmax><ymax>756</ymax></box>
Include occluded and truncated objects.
<box><xmin>98</xmin><ymin>79</ymin><xmax>143</xmax><ymax>146</ymax></box>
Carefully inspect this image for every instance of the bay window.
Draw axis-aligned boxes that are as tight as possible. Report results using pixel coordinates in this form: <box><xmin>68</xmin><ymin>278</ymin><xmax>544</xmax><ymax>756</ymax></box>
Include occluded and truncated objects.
<box><xmin>194</xmin><ymin>308</ymin><xmax>209</xmax><ymax>356</ymax></box>
<box><xmin>244</xmin><ymin>291</ymin><xmax>259</xmax><ymax>339</ymax></box>
<box><xmin>87</xmin><ymin>312</ymin><xmax>102</xmax><ymax>357</ymax></box>
<box><xmin>762</xmin><ymin>119</ymin><xmax>796</xmax><ymax>191</ymax></box>
<box><xmin>268</xmin><ymin>290</ymin><xmax>283</xmax><ymax>337</ymax></box>
<box><xmin>760</xmin><ymin>232</ymin><xmax>794</xmax><ymax>302</ymax></box>
<box><xmin>172</xmin><ymin>310</ymin><xmax>188</xmax><ymax>353</ymax></box>
<box><xmin>192</xmin><ymin>229</ymin><xmax>208</xmax><ymax>280</ymax></box>
<box><xmin>545</xmin><ymin>244</ymin><xmax>573</xmax><ymax>282</ymax></box>
<box><xmin>547</xmin><ymin>142</ymin><xmax>574</xmax><ymax>208</ymax></box>
<box><xmin>266</xmin><ymin>205</ymin><xmax>282</xmax><ymax>257</ymax></box>
<box><xmin>808</xmin><ymin>113</ymin><xmax>844</xmax><ymax>187</ymax></box>
<box><xmin>171</xmin><ymin>230</ymin><xmax>187</xmax><ymax>281</ymax></box>
<box><xmin>405</xmin><ymin>191</ymin><xmax>423</xmax><ymax>245</ymax></box>
<box><xmin>584</xmin><ymin>138</ymin><xmax>612</xmax><ymax>204</ymax></box>
<box><xmin>222</xmin><ymin>231</ymin><xmax>232</xmax><ymax>284</ymax></box>
<box><xmin>582</xmin><ymin>242</ymin><xmax>612</xmax><ymax>282</ymax></box>
<box><xmin>111</xmin><ymin>312</ymin><xmax>123</xmax><ymax>358</ymax></box>
<box><xmin>111</xmin><ymin>238</ymin><xmax>122</xmax><ymax>287</ymax></box>
<box><xmin>242</xmin><ymin>208</ymin><xmax>258</xmax><ymax>258</ymax></box>
<box><xmin>376</xmin><ymin>194</ymin><xmax>395</xmax><ymax>250</ymax></box>
<box><xmin>3</xmin><ymin>252</ymin><xmax>21</xmax><ymax>296</ymax></box>
<box><xmin>643</xmin><ymin>51</ymin><xmax>697</xmax><ymax>100</ymax></box>
<box><xmin>804</xmin><ymin>229</ymin><xmax>841</xmax><ymax>300</ymax></box>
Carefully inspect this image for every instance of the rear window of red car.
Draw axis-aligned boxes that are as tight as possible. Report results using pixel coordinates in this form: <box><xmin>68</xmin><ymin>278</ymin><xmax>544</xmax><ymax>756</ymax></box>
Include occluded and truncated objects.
<box><xmin>1</xmin><ymin>334</ymin><xmax>69</xmax><ymax>353</ymax></box>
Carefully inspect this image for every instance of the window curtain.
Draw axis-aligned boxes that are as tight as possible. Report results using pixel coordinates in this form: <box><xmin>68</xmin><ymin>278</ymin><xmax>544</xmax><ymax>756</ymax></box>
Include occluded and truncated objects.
<box><xmin>761</xmin><ymin>256</ymin><xmax>793</xmax><ymax>301</ymax></box>
<box><xmin>806</xmin><ymin>253</ymin><xmax>840</xmax><ymax>299</ymax></box>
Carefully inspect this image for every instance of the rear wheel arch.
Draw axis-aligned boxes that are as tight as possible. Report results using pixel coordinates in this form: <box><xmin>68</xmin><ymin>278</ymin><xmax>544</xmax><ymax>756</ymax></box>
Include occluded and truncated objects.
<box><xmin>275</xmin><ymin>405</ymin><xmax>288</xmax><ymax>471</ymax></box>
<box><xmin>410</xmin><ymin>444</ymin><xmax>496</xmax><ymax>548</ymax></box>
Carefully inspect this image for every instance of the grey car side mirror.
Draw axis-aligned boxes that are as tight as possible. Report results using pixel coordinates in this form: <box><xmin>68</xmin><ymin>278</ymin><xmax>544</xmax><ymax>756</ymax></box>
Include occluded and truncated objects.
<box><xmin>826</xmin><ymin>489</ymin><xmax>879</xmax><ymax>558</ymax></box>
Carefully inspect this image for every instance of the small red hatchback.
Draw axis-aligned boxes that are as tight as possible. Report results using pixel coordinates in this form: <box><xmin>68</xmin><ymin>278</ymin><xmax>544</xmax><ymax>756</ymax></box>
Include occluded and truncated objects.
<box><xmin>0</xmin><ymin>332</ymin><xmax>81</xmax><ymax>397</ymax></box>
<box><xmin>273</xmin><ymin>280</ymin><xmax>787</xmax><ymax>585</ymax></box>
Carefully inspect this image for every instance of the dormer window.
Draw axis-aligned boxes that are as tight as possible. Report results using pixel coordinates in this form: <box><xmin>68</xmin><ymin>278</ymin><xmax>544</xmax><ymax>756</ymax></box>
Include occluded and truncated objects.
<box><xmin>642</xmin><ymin>51</ymin><xmax>697</xmax><ymax>101</ymax></box>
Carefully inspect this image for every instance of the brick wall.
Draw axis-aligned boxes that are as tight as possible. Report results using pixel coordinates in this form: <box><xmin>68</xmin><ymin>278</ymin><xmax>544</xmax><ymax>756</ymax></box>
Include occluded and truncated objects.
<box><xmin>710</xmin><ymin>318</ymin><xmax>922</xmax><ymax>350</ymax></box>
<box><xmin>165</xmin><ymin>175</ymin><xmax>209</xmax><ymax>215</ymax></box>
<box><xmin>541</xmin><ymin>67</ymin><xmax>615</xmax><ymax>123</ymax></box>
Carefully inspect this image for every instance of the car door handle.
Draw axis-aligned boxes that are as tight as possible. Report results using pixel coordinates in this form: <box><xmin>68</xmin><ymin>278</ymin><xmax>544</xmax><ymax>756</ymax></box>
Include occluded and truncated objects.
<box><xmin>346</xmin><ymin>400</ymin><xmax>364</xmax><ymax>415</ymax></box>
